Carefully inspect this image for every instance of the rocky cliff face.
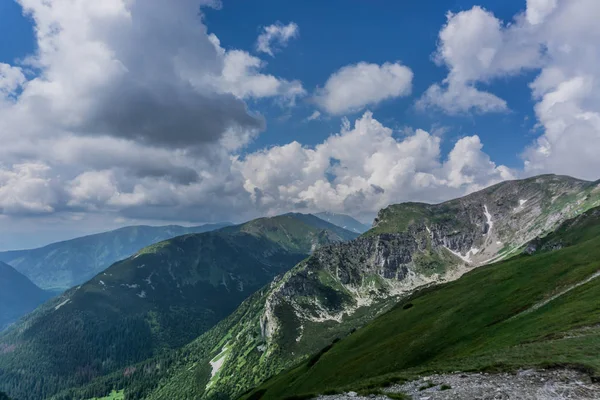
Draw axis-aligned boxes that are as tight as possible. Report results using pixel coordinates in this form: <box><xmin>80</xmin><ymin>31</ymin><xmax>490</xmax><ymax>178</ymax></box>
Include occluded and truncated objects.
<box><xmin>143</xmin><ymin>175</ymin><xmax>600</xmax><ymax>400</ymax></box>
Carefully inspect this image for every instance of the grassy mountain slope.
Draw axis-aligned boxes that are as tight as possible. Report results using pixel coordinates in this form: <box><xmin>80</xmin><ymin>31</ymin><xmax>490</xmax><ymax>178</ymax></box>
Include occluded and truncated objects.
<box><xmin>249</xmin><ymin>206</ymin><xmax>600</xmax><ymax>399</ymax></box>
<box><xmin>0</xmin><ymin>223</ymin><xmax>231</xmax><ymax>291</ymax></box>
<box><xmin>0</xmin><ymin>262</ymin><xmax>52</xmax><ymax>331</ymax></box>
<box><xmin>0</xmin><ymin>215</ymin><xmax>357</xmax><ymax>400</ymax></box>
<box><xmin>314</xmin><ymin>212</ymin><xmax>371</xmax><ymax>234</ymax></box>
<box><xmin>135</xmin><ymin>175</ymin><xmax>600</xmax><ymax>400</ymax></box>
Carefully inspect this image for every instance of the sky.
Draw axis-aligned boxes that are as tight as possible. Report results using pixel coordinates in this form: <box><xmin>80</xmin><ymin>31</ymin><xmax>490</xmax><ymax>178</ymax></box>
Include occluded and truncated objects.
<box><xmin>0</xmin><ymin>0</ymin><xmax>599</xmax><ymax>250</ymax></box>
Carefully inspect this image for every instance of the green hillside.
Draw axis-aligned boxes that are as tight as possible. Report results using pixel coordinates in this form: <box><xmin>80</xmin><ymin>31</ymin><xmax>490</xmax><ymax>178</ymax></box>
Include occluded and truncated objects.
<box><xmin>0</xmin><ymin>214</ymin><xmax>356</xmax><ymax>400</ymax></box>
<box><xmin>249</xmin><ymin>207</ymin><xmax>600</xmax><ymax>399</ymax></box>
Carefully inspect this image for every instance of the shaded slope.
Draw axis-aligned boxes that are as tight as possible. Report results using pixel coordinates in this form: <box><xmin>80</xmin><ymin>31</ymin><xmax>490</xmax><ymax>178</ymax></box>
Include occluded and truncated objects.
<box><xmin>249</xmin><ymin>207</ymin><xmax>600</xmax><ymax>399</ymax></box>
<box><xmin>0</xmin><ymin>223</ymin><xmax>231</xmax><ymax>291</ymax></box>
<box><xmin>0</xmin><ymin>215</ymin><xmax>356</xmax><ymax>400</ymax></box>
<box><xmin>0</xmin><ymin>262</ymin><xmax>52</xmax><ymax>331</ymax></box>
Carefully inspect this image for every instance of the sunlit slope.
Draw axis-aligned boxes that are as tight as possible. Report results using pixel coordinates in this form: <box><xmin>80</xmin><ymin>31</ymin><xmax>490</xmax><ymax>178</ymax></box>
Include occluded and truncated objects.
<box><xmin>250</xmin><ymin>207</ymin><xmax>600</xmax><ymax>399</ymax></box>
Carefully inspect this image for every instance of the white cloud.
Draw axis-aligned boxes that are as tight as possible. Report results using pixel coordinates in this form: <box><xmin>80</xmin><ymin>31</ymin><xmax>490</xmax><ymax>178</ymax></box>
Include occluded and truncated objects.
<box><xmin>418</xmin><ymin>81</ymin><xmax>507</xmax><ymax>114</ymax></box>
<box><xmin>526</xmin><ymin>0</ymin><xmax>558</xmax><ymax>25</ymax></box>
<box><xmin>0</xmin><ymin>163</ymin><xmax>62</xmax><ymax>215</ymax></box>
<box><xmin>419</xmin><ymin>0</ymin><xmax>600</xmax><ymax>180</ymax></box>
<box><xmin>306</xmin><ymin>111</ymin><xmax>321</xmax><ymax>121</ymax></box>
<box><xmin>0</xmin><ymin>0</ymin><xmax>306</xmax><ymax>227</ymax></box>
<box><xmin>0</xmin><ymin>63</ymin><xmax>26</xmax><ymax>101</ymax></box>
<box><xmin>235</xmin><ymin>112</ymin><xmax>512</xmax><ymax>215</ymax></box>
<box><xmin>445</xmin><ymin>136</ymin><xmax>514</xmax><ymax>189</ymax></box>
<box><xmin>315</xmin><ymin>62</ymin><xmax>413</xmax><ymax>115</ymax></box>
<box><xmin>256</xmin><ymin>22</ymin><xmax>299</xmax><ymax>56</ymax></box>
<box><xmin>215</xmin><ymin>46</ymin><xmax>305</xmax><ymax>103</ymax></box>
<box><xmin>418</xmin><ymin>6</ymin><xmax>542</xmax><ymax>114</ymax></box>
<box><xmin>2</xmin><ymin>0</ymin><xmax>599</xmax><ymax>244</ymax></box>
<box><xmin>522</xmin><ymin>0</ymin><xmax>600</xmax><ymax>179</ymax></box>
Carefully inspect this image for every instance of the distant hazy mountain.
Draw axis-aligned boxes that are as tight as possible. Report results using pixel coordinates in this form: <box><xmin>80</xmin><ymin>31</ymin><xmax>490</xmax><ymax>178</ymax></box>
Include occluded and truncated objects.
<box><xmin>0</xmin><ymin>214</ymin><xmax>358</xmax><ymax>400</ymax></box>
<box><xmin>0</xmin><ymin>223</ymin><xmax>231</xmax><ymax>291</ymax></box>
<box><xmin>0</xmin><ymin>262</ymin><xmax>51</xmax><ymax>331</ymax></box>
<box><xmin>314</xmin><ymin>211</ymin><xmax>371</xmax><ymax>233</ymax></box>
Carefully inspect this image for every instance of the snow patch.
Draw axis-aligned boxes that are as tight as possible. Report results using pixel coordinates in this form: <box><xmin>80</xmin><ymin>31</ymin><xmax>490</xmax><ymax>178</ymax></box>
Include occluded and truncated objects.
<box><xmin>144</xmin><ymin>272</ymin><xmax>156</xmax><ymax>289</ymax></box>
<box><xmin>206</xmin><ymin>344</ymin><xmax>230</xmax><ymax>389</ymax></box>
<box><xmin>444</xmin><ymin>246</ymin><xmax>476</xmax><ymax>264</ymax></box>
<box><xmin>99</xmin><ymin>280</ymin><xmax>105</xmax><ymax>286</ymax></box>
<box><xmin>54</xmin><ymin>299</ymin><xmax>70</xmax><ymax>310</ymax></box>
<box><xmin>484</xmin><ymin>205</ymin><xmax>493</xmax><ymax>236</ymax></box>
<box><xmin>296</xmin><ymin>324</ymin><xmax>304</xmax><ymax>342</ymax></box>
<box><xmin>520</xmin><ymin>199</ymin><xmax>528</xmax><ymax>206</ymax></box>
<box><xmin>137</xmin><ymin>291</ymin><xmax>146</xmax><ymax>298</ymax></box>
<box><xmin>121</xmin><ymin>283</ymin><xmax>139</xmax><ymax>289</ymax></box>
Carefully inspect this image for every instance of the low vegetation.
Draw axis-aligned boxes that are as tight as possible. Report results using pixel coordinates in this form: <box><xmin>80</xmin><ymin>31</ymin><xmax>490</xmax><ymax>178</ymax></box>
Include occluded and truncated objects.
<box><xmin>246</xmin><ymin>208</ymin><xmax>600</xmax><ymax>398</ymax></box>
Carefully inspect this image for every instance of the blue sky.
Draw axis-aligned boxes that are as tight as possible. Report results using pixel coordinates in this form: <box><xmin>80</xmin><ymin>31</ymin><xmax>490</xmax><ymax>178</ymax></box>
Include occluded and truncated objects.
<box><xmin>201</xmin><ymin>0</ymin><xmax>538</xmax><ymax>166</ymax></box>
<box><xmin>1</xmin><ymin>0</ymin><xmax>536</xmax><ymax>166</ymax></box>
<box><xmin>0</xmin><ymin>0</ymin><xmax>599</xmax><ymax>249</ymax></box>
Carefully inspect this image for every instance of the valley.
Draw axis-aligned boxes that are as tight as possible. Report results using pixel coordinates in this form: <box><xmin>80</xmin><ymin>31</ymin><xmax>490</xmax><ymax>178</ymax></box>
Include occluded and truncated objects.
<box><xmin>0</xmin><ymin>214</ymin><xmax>356</xmax><ymax>400</ymax></box>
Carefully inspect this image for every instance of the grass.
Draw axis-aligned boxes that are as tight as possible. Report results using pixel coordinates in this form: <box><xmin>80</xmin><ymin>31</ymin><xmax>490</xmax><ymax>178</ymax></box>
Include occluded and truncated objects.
<box><xmin>245</xmin><ymin>208</ymin><xmax>600</xmax><ymax>399</ymax></box>
<box><xmin>418</xmin><ymin>382</ymin><xmax>436</xmax><ymax>391</ymax></box>
<box><xmin>90</xmin><ymin>390</ymin><xmax>124</xmax><ymax>400</ymax></box>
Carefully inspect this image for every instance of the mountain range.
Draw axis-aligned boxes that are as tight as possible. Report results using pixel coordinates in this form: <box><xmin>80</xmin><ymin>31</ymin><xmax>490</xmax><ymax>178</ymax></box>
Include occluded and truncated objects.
<box><xmin>1</xmin><ymin>175</ymin><xmax>600</xmax><ymax>400</ymax></box>
<box><xmin>0</xmin><ymin>214</ymin><xmax>357</xmax><ymax>400</ymax></box>
<box><xmin>133</xmin><ymin>175</ymin><xmax>600</xmax><ymax>400</ymax></box>
<box><xmin>0</xmin><ymin>223</ymin><xmax>232</xmax><ymax>291</ymax></box>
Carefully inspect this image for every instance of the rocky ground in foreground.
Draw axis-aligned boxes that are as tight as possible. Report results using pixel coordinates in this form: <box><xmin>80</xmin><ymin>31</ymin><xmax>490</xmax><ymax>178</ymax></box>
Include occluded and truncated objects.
<box><xmin>316</xmin><ymin>369</ymin><xmax>600</xmax><ymax>400</ymax></box>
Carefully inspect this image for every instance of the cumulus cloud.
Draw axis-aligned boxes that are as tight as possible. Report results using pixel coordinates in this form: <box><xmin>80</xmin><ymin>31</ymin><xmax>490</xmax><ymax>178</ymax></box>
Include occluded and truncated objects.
<box><xmin>526</xmin><ymin>0</ymin><xmax>558</xmax><ymax>25</ymax></box>
<box><xmin>214</xmin><ymin>43</ymin><xmax>305</xmax><ymax>103</ymax></box>
<box><xmin>419</xmin><ymin>0</ymin><xmax>600</xmax><ymax>180</ymax></box>
<box><xmin>256</xmin><ymin>22</ymin><xmax>299</xmax><ymax>56</ymax></box>
<box><xmin>522</xmin><ymin>0</ymin><xmax>600</xmax><ymax>179</ymax></box>
<box><xmin>0</xmin><ymin>63</ymin><xmax>26</xmax><ymax>100</ymax></box>
<box><xmin>2</xmin><ymin>0</ymin><xmax>309</xmax><ymax>152</ymax></box>
<box><xmin>315</xmin><ymin>62</ymin><xmax>413</xmax><ymax>115</ymax></box>
<box><xmin>418</xmin><ymin>6</ymin><xmax>542</xmax><ymax>114</ymax></box>
<box><xmin>2</xmin><ymin>0</ymin><xmax>598</xmax><ymax>240</ymax></box>
<box><xmin>0</xmin><ymin>163</ymin><xmax>63</xmax><ymax>215</ymax></box>
<box><xmin>0</xmin><ymin>0</ymin><xmax>305</xmax><ymax>222</ymax></box>
<box><xmin>235</xmin><ymin>112</ymin><xmax>513</xmax><ymax>215</ymax></box>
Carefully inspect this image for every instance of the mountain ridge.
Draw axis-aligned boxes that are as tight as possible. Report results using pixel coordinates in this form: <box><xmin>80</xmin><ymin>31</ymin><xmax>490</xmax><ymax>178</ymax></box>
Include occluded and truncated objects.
<box><xmin>0</xmin><ymin>222</ymin><xmax>232</xmax><ymax>291</ymax></box>
<box><xmin>247</xmin><ymin>204</ymin><xmax>600</xmax><ymax>398</ymax></box>
<box><xmin>0</xmin><ymin>214</ymin><xmax>358</xmax><ymax>400</ymax></box>
<box><xmin>138</xmin><ymin>174</ymin><xmax>600</xmax><ymax>400</ymax></box>
<box><xmin>0</xmin><ymin>262</ymin><xmax>52</xmax><ymax>331</ymax></box>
